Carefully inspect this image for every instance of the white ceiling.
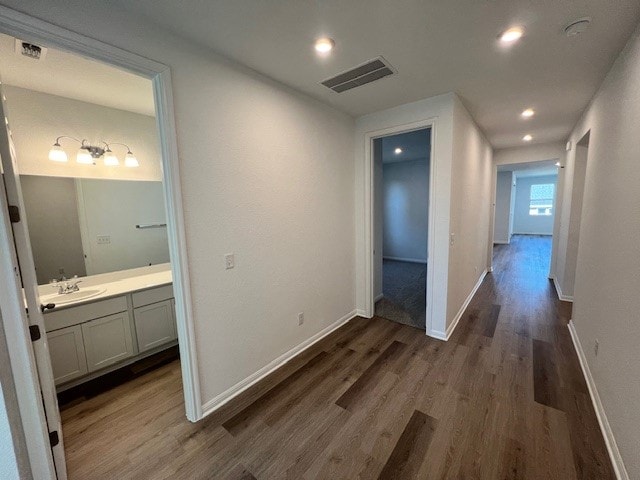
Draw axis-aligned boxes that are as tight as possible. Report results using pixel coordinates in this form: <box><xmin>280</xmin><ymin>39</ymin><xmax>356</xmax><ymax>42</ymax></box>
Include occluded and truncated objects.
<box><xmin>111</xmin><ymin>0</ymin><xmax>640</xmax><ymax>148</ymax></box>
<box><xmin>0</xmin><ymin>33</ymin><xmax>155</xmax><ymax>116</ymax></box>
<box><xmin>381</xmin><ymin>129</ymin><xmax>431</xmax><ymax>164</ymax></box>
<box><xmin>498</xmin><ymin>160</ymin><xmax>559</xmax><ymax>178</ymax></box>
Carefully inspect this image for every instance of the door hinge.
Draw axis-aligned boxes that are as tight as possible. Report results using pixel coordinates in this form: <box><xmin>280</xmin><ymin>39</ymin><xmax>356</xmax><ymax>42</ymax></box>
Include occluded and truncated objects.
<box><xmin>29</xmin><ymin>324</ymin><xmax>41</xmax><ymax>341</ymax></box>
<box><xmin>8</xmin><ymin>205</ymin><xmax>20</xmax><ymax>223</ymax></box>
<box><xmin>49</xmin><ymin>430</ymin><xmax>59</xmax><ymax>447</ymax></box>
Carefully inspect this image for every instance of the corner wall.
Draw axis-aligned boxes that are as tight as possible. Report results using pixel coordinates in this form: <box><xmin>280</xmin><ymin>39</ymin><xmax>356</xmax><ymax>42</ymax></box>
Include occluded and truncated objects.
<box><xmin>557</xmin><ymin>24</ymin><xmax>640</xmax><ymax>478</ymax></box>
<box><xmin>447</xmin><ymin>97</ymin><xmax>493</xmax><ymax>331</ymax></box>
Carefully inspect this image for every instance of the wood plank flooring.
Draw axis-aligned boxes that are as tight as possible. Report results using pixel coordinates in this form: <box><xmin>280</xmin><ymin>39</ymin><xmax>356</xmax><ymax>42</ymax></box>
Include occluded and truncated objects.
<box><xmin>60</xmin><ymin>235</ymin><xmax>614</xmax><ymax>479</ymax></box>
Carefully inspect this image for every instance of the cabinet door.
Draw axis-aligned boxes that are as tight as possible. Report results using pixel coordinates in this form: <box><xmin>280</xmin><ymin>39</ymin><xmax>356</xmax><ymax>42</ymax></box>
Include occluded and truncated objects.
<box><xmin>134</xmin><ymin>299</ymin><xmax>177</xmax><ymax>353</ymax></box>
<box><xmin>47</xmin><ymin>325</ymin><xmax>88</xmax><ymax>385</ymax></box>
<box><xmin>82</xmin><ymin>312</ymin><xmax>134</xmax><ymax>372</ymax></box>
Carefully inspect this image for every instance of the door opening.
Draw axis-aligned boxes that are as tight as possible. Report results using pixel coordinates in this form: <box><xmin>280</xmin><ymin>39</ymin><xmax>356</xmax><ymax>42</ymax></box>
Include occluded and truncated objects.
<box><xmin>373</xmin><ymin>128</ymin><xmax>431</xmax><ymax>330</ymax></box>
<box><xmin>0</xmin><ymin>13</ymin><xmax>198</xmax><ymax>478</ymax></box>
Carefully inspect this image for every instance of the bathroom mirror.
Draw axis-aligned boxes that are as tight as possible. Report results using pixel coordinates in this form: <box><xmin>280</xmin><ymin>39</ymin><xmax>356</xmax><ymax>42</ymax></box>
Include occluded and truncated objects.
<box><xmin>20</xmin><ymin>175</ymin><xmax>170</xmax><ymax>284</ymax></box>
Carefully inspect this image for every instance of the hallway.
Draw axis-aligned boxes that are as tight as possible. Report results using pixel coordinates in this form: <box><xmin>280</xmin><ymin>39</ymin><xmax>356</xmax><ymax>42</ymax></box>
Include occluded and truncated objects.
<box><xmin>60</xmin><ymin>235</ymin><xmax>613</xmax><ymax>479</ymax></box>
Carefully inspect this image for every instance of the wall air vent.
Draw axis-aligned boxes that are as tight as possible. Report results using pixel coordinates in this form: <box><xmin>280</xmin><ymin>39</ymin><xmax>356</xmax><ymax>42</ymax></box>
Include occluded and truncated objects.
<box><xmin>15</xmin><ymin>39</ymin><xmax>47</xmax><ymax>60</ymax></box>
<box><xmin>321</xmin><ymin>56</ymin><xmax>395</xmax><ymax>93</ymax></box>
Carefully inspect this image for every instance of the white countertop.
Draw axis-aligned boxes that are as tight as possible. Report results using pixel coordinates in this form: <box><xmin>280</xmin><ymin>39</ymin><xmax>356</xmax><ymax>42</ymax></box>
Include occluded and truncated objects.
<box><xmin>38</xmin><ymin>265</ymin><xmax>172</xmax><ymax>311</ymax></box>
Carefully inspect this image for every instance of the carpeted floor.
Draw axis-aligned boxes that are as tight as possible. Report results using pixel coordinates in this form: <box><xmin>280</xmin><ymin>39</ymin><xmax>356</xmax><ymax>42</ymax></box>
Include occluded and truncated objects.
<box><xmin>375</xmin><ymin>259</ymin><xmax>426</xmax><ymax>329</ymax></box>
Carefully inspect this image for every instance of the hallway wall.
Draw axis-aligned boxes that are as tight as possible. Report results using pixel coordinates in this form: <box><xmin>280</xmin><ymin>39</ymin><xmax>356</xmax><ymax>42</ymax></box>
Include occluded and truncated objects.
<box><xmin>447</xmin><ymin>96</ymin><xmax>493</xmax><ymax>332</ymax></box>
<box><xmin>559</xmin><ymin>23</ymin><xmax>640</xmax><ymax>478</ymax></box>
<box><xmin>494</xmin><ymin>171</ymin><xmax>514</xmax><ymax>244</ymax></box>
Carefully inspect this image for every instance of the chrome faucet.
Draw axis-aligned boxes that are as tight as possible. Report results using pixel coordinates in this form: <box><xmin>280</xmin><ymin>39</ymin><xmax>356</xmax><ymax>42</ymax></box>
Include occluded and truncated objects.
<box><xmin>55</xmin><ymin>276</ymin><xmax>82</xmax><ymax>294</ymax></box>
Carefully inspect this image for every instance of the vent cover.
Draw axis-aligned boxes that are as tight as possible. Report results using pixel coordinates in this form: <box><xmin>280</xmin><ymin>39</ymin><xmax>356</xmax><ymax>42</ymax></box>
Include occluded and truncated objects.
<box><xmin>15</xmin><ymin>39</ymin><xmax>47</xmax><ymax>60</ymax></box>
<box><xmin>321</xmin><ymin>57</ymin><xmax>395</xmax><ymax>93</ymax></box>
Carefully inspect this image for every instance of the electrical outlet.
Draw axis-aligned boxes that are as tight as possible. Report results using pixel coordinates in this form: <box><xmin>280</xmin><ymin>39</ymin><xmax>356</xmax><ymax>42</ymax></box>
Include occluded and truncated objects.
<box><xmin>96</xmin><ymin>235</ymin><xmax>111</xmax><ymax>245</ymax></box>
<box><xmin>298</xmin><ymin>312</ymin><xmax>304</xmax><ymax>326</ymax></box>
<box><xmin>450</xmin><ymin>233</ymin><xmax>455</xmax><ymax>246</ymax></box>
<box><xmin>225</xmin><ymin>253</ymin><xmax>235</xmax><ymax>270</ymax></box>
<box><xmin>474</xmin><ymin>266</ymin><xmax>478</xmax><ymax>274</ymax></box>
<box><xmin>594</xmin><ymin>340</ymin><xmax>599</xmax><ymax>357</ymax></box>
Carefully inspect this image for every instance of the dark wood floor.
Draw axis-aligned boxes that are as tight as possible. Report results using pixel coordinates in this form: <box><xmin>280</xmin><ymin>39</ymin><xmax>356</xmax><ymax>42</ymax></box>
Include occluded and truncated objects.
<box><xmin>61</xmin><ymin>235</ymin><xmax>614</xmax><ymax>479</ymax></box>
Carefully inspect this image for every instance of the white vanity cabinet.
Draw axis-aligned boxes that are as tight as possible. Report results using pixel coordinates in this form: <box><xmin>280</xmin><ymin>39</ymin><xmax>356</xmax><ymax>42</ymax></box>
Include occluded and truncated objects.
<box><xmin>134</xmin><ymin>300</ymin><xmax>177</xmax><ymax>353</ymax></box>
<box><xmin>47</xmin><ymin>324</ymin><xmax>88</xmax><ymax>384</ymax></box>
<box><xmin>82</xmin><ymin>312</ymin><xmax>134</xmax><ymax>372</ymax></box>
<box><xmin>44</xmin><ymin>284</ymin><xmax>176</xmax><ymax>389</ymax></box>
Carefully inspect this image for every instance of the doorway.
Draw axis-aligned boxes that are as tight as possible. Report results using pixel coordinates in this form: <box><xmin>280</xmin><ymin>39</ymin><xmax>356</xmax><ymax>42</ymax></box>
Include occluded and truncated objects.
<box><xmin>373</xmin><ymin>128</ymin><xmax>431</xmax><ymax>330</ymax></box>
<box><xmin>0</xmin><ymin>16</ymin><xmax>198</xmax><ymax>479</ymax></box>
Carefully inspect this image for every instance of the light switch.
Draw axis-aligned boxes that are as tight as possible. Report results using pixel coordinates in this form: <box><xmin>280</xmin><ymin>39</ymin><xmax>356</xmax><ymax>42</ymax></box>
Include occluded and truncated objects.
<box><xmin>225</xmin><ymin>253</ymin><xmax>235</xmax><ymax>270</ymax></box>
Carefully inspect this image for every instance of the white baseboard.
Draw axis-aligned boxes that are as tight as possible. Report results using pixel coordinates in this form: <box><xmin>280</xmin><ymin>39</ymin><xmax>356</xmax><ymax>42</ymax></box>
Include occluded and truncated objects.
<box><xmin>200</xmin><ymin>310</ymin><xmax>358</xmax><ymax>418</ymax></box>
<box><xmin>374</xmin><ymin>293</ymin><xmax>384</xmax><ymax>302</ymax></box>
<box><xmin>567</xmin><ymin>321</ymin><xmax>628</xmax><ymax>480</ymax></box>
<box><xmin>552</xmin><ymin>276</ymin><xmax>574</xmax><ymax>302</ymax></box>
<box><xmin>427</xmin><ymin>269</ymin><xmax>488</xmax><ymax>341</ymax></box>
<box><xmin>383</xmin><ymin>256</ymin><xmax>428</xmax><ymax>264</ymax></box>
<box><xmin>355</xmin><ymin>308</ymin><xmax>369</xmax><ymax>318</ymax></box>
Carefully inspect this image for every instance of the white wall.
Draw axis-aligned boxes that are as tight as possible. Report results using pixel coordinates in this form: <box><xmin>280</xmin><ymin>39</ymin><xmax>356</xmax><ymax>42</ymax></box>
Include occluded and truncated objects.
<box><xmin>512</xmin><ymin>174</ymin><xmax>557</xmax><ymax>235</ymax></box>
<box><xmin>4</xmin><ymin>86</ymin><xmax>161</xmax><ymax>181</ymax></box>
<box><xmin>356</xmin><ymin>93</ymin><xmax>454</xmax><ymax>337</ymax></box>
<box><xmin>382</xmin><ymin>158</ymin><xmax>429</xmax><ymax>262</ymax></box>
<box><xmin>494</xmin><ymin>171</ymin><xmax>514</xmax><ymax>244</ymax></box>
<box><xmin>0</xmin><ymin>0</ymin><xmax>356</xmax><ymax>414</ymax></box>
<box><xmin>494</xmin><ymin>141</ymin><xmax>566</xmax><ymax>166</ymax></box>
<box><xmin>447</xmin><ymin>96</ymin><xmax>493</xmax><ymax>330</ymax></box>
<box><xmin>77</xmin><ymin>179</ymin><xmax>170</xmax><ymax>275</ymax></box>
<box><xmin>20</xmin><ymin>175</ymin><xmax>86</xmax><ymax>284</ymax></box>
<box><xmin>555</xmin><ymin>24</ymin><xmax>640</xmax><ymax>478</ymax></box>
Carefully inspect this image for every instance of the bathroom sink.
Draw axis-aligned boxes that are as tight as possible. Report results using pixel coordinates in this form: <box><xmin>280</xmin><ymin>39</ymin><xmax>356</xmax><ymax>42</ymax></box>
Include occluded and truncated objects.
<box><xmin>41</xmin><ymin>288</ymin><xmax>106</xmax><ymax>306</ymax></box>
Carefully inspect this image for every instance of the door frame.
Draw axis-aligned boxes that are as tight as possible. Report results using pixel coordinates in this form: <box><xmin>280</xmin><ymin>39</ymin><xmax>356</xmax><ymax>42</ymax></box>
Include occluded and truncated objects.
<box><xmin>364</xmin><ymin>119</ymin><xmax>437</xmax><ymax>334</ymax></box>
<box><xmin>0</xmin><ymin>3</ymin><xmax>202</xmax><ymax>473</ymax></box>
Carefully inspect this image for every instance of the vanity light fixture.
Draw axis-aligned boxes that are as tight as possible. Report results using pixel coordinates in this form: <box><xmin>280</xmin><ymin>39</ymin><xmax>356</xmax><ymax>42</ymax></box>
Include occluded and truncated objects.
<box><xmin>48</xmin><ymin>136</ymin><xmax>139</xmax><ymax>167</ymax></box>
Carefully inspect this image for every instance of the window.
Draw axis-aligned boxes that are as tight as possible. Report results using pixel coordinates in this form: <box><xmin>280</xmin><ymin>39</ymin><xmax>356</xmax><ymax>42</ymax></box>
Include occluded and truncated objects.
<box><xmin>529</xmin><ymin>183</ymin><xmax>554</xmax><ymax>216</ymax></box>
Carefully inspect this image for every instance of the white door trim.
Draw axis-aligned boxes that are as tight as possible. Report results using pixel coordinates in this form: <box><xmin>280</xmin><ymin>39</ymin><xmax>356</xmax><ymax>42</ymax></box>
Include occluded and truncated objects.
<box><xmin>0</xmin><ymin>0</ymin><xmax>201</xmax><ymax>455</ymax></box>
<box><xmin>364</xmin><ymin>119</ymin><xmax>437</xmax><ymax>336</ymax></box>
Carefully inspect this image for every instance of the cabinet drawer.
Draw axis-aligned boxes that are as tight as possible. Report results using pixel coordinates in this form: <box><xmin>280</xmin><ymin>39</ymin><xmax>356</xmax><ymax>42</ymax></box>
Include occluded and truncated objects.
<box><xmin>132</xmin><ymin>285</ymin><xmax>173</xmax><ymax>308</ymax></box>
<box><xmin>134</xmin><ymin>300</ymin><xmax>177</xmax><ymax>353</ymax></box>
<box><xmin>47</xmin><ymin>325</ymin><xmax>88</xmax><ymax>385</ymax></box>
<box><xmin>44</xmin><ymin>296</ymin><xmax>128</xmax><ymax>332</ymax></box>
<box><xmin>82</xmin><ymin>312</ymin><xmax>134</xmax><ymax>372</ymax></box>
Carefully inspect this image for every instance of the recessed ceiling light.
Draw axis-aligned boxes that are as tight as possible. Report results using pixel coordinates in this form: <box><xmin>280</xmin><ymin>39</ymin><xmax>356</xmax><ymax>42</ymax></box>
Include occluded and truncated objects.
<box><xmin>314</xmin><ymin>37</ymin><xmax>335</xmax><ymax>54</ymax></box>
<box><xmin>394</xmin><ymin>147</ymin><xmax>403</xmax><ymax>154</ymax></box>
<box><xmin>521</xmin><ymin>108</ymin><xmax>535</xmax><ymax>118</ymax></box>
<box><xmin>499</xmin><ymin>26</ymin><xmax>525</xmax><ymax>43</ymax></box>
<box><xmin>523</xmin><ymin>134</ymin><xmax>533</xmax><ymax>142</ymax></box>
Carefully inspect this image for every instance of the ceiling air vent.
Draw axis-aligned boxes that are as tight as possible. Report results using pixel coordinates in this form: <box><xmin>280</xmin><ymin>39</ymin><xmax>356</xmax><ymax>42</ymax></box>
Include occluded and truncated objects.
<box><xmin>15</xmin><ymin>39</ymin><xmax>47</xmax><ymax>60</ymax></box>
<box><xmin>321</xmin><ymin>56</ymin><xmax>395</xmax><ymax>93</ymax></box>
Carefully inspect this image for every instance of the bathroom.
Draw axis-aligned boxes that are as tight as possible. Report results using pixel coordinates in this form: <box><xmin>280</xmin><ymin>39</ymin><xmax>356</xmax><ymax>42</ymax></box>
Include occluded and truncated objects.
<box><xmin>0</xmin><ymin>33</ymin><xmax>184</xmax><ymax>411</ymax></box>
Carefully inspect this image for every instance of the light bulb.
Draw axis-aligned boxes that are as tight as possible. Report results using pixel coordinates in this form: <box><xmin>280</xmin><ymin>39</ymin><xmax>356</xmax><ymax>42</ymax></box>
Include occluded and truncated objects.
<box><xmin>48</xmin><ymin>143</ymin><xmax>68</xmax><ymax>162</ymax></box>
<box><xmin>103</xmin><ymin>150</ymin><xmax>119</xmax><ymax>166</ymax></box>
<box><xmin>76</xmin><ymin>148</ymin><xmax>94</xmax><ymax>165</ymax></box>
<box><xmin>314</xmin><ymin>37</ymin><xmax>335</xmax><ymax>54</ymax></box>
<box><xmin>124</xmin><ymin>151</ymin><xmax>139</xmax><ymax>167</ymax></box>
